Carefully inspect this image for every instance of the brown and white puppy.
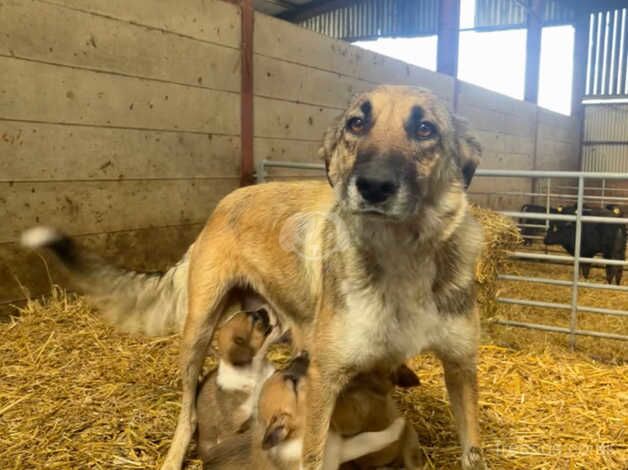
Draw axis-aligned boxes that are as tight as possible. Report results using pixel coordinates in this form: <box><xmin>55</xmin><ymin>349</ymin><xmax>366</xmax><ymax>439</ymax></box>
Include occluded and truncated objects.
<box><xmin>202</xmin><ymin>353</ymin><xmax>407</xmax><ymax>470</ymax></box>
<box><xmin>23</xmin><ymin>86</ymin><xmax>485</xmax><ymax>470</ymax></box>
<box><xmin>332</xmin><ymin>364</ymin><xmax>424</xmax><ymax>469</ymax></box>
<box><xmin>196</xmin><ymin>306</ymin><xmax>278</xmax><ymax>461</ymax></box>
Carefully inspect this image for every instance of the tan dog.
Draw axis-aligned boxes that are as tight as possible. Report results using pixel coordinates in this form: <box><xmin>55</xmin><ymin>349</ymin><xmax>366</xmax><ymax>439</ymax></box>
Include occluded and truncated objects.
<box><xmin>202</xmin><ymin>353</ymin><xmax>407</xmax><ymax>470</ymax></box>
<box><xmin>196</xmin><ymin>306</ymin><xmax>278</xmax><ymax>461</ymax></box>
<box><xmin>23</xmin><ymin>86</ymin><xmax>485</xmax><ymax>470</ymax></box>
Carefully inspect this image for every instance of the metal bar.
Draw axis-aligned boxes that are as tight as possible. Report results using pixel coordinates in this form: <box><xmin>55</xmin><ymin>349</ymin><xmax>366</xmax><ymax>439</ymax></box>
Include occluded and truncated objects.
<box><xmin>493</xmin><ymin>320</ymin><xmax>628</xmax><ymax>341</ymax></box>
<box><xmin>498</xmin><ymin>274</ymin><xmax>628</xmax><ymax>292</ymax></box>
<box><xmin>601</xmin><ymin>178</ymin><xmax>606</xmax><ymax>207</ymax></box>
<box><xmin>545</xmin><ymin>177</ymin><xmax>551</xmax><ymax>231</ymax></box>
<box><xmin>262</xmin><ymin>160</ymin><xmax>325</xmax><ymax>170</ymax></box>
<box><xmin>470</xmin><ymin>190</ymin><xmax>628</xmax><ymax>202</ymax></box>
<box><xmin>569</xmin><ymin>177</ymin><xmax>585</xmax><ymax>349</ymax></box>
<box><xmin>499</xmin><ymin>211</ymin><xmax>628</xmax><ymax>224</ymax></box>
<box><xmin>517</xmin><ymin>223</ymin><xmax>548</xmax><ymax>228</ymax></box>
<box><xmin>475</xmin><ymin>169</ymin><xmax>628</xmax><ymax>179</ymax></box>
<box><xmin>498</xmin><ymin>296</ymin><xmax>628</xmax><ymax>318</ymax></box>
<box><xmin>497</xmin><ymin>297</ymin><xmax>571</xmax><ymax>310</ymax></box>
<box><xmin>578</xmin><ymin>304</ymin><xmax>628</xmax><ymax>317</ymax></box>
<box><xmin>510</xmin><ymin>251</ymin><xmax>628</xmax><ymax>266</ymax></box>
<box><xmin>261</xmin><ymin>161</ymin><xmax>628</xmax><ymax>180</ymax></box>
<box><xmin>496</xmin><ymin>297</ymin><xmax>628</xmax><ymax>318</ymax></box>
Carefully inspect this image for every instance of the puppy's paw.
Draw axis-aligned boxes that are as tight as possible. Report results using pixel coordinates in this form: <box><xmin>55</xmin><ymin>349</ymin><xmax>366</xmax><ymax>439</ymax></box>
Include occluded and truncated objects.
<box><xmin>461</xmin><ymin>447</ymin><xmax>486</xmax><ymax>470</ymax></box>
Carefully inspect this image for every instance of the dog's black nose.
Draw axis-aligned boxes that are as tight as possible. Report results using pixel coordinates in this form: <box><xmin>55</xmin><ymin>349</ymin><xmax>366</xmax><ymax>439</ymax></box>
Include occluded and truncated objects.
<box><xmin>356</xmin><ymin>176</ymin><xmax>398</xmax><ymax>204</ymax></box>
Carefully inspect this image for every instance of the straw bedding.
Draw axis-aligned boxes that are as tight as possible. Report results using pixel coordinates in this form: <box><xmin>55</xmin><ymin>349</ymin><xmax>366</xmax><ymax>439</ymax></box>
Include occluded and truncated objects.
<box><xmin>1</xmin><ymin>209</ymin><xmax>627</xmax><ymax>469</ymax></box>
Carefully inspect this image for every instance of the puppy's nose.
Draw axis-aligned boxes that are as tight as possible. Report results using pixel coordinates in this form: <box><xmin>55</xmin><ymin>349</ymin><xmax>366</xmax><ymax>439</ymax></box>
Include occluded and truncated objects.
<box><xmin>356</xmin><ymin>176</ymin><xmax>398</xmax><ymax>204</ymax></box>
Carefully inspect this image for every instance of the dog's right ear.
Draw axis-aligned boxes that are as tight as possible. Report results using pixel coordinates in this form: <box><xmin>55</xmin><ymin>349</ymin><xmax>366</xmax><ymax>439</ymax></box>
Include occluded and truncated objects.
<box><xmin>391</xmin><ymin>363</ymin><xmax>421</xmax><ymax>388</ymax></box>
<box><xmin>318</xmin><ymin>115</ymin><xmax>343</xmax><ymax>187</ymax></box>
<box><xmin>261</xmin><ymin>416</ymin><xmax>290</xmax><ymax>450</ymax></box>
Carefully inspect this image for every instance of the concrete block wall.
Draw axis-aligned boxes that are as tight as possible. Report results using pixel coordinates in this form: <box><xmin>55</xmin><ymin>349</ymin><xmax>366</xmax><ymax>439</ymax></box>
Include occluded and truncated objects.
<box><xmin>0</xmin><ymin>0</ymin><xmax>242</xmax><ymax>308</ymax></box>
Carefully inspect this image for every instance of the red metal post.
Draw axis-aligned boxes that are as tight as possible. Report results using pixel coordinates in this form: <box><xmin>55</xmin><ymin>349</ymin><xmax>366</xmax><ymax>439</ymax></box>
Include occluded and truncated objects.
<box><xmin>240</xmin><ymin>0</ymin><xmax>255</xmax><ymax>186</ymax></box>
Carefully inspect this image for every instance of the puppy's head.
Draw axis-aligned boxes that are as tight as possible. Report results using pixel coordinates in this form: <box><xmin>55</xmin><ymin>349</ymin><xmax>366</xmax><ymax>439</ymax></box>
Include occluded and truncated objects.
<box><xmin>217</xmin><ymin>308</ymin><xmax>273</xmax><ymax>366</ymax></box>
<box><xmin>257</xmin><ymin>352</ymin><xmax>310</xmax><ymax>450</ymax></box>
<box><xmin>320</xmin><ymin>86</ymin><xmax>481</xmax><ymax>221</ymax></box>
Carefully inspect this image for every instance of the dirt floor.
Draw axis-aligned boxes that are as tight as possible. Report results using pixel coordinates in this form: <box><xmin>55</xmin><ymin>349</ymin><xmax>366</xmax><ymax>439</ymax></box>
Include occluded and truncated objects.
<box><xmin>1</xmin><ymin>288</ymin><xmax>626</xmax><ymax>470</ymax></box>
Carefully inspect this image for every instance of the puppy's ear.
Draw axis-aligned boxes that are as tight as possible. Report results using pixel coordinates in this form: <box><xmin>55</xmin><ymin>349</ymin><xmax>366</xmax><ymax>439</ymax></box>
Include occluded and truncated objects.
<box><xmin>261</xmin><ymin>416</ymin><xmax>290</xmax><ymax>449</ymax></box>
<box><xmin>391</xmin><ymin>363</ymin><xmax>421</xmax><ymax>388</ymax></box>
<box><xmin>452</xmin><ymin>115</ymin><xmax>481</xmax><ymax>190</ymax></box>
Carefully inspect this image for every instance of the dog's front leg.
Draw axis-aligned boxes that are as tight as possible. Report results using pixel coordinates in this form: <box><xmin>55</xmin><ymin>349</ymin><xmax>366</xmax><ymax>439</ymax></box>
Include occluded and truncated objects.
<box><xmin>301</xmin><ymin>354</ymin><xmax>350</xmax><ymax>470</ymax></box>
<box><xmin>439</xmin><ymin>354</ymin><xmax>486</xmax><ymax>470</ymax></box>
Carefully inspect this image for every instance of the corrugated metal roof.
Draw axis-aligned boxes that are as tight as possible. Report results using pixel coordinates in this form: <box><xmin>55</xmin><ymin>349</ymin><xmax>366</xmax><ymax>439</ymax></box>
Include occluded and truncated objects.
<box><xmin>298</xmin><ymin>0</ymin><xmax>439</xmax><ymax>41</ymax></box>
<box><xmin>474</xmin><ymin>0</ymin><xmax>575</xmax><ymax>29</ymax></box>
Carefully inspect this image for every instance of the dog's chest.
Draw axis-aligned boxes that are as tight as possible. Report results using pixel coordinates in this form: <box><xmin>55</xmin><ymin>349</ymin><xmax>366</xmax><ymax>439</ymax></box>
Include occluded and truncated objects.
<box><xmin>339</xmin><ymin>256</ymin><xmax>444</xmax><ymax>364</ymax></box>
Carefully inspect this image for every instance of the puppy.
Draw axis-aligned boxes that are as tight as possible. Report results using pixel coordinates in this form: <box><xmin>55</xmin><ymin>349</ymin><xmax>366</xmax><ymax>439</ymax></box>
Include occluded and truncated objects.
<box><xmin>332</xmin><ymin>364</ymin><xmax>424</xmax><ymax>469</ymax></box>
<box><xmin>202</xmin><ymin>353</ymin><xmax>407</xmax><ymax>470</ymax></box>
<box><xmin>196</xmin><ymin>306</ymin><xmax>278</xmax><ymax>460</ymax></box>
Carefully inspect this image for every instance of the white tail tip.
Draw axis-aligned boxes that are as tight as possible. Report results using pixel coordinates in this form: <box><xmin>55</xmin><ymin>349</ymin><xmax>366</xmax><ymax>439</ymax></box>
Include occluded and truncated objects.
<box><xmin>21</xmin><ymin>226</ymin><xmax>63</xmax><ymax>248</ymax></box>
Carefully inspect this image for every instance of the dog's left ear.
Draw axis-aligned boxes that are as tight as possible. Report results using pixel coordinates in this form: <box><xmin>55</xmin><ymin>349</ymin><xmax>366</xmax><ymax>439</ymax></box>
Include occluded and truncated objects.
<box><xmin>391</xmin><ymin>363</ymin><xmax>421</xmax><ymax>388</ymax></box>
<box><xmin>453</xmin><ymin>115</ymin><xmax>481</xmax><ymax>190</ymax></box>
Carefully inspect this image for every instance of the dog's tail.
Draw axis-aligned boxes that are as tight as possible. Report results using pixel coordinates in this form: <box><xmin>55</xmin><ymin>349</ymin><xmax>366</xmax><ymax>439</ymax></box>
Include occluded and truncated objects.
<box><xmin>21</xmin><ymin>226</ymin><xmax>190</xmax><ymax>336</ymax></box>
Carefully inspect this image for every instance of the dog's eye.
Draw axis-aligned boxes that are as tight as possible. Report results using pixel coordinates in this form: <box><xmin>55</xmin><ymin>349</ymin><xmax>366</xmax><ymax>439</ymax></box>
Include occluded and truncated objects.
<box><xmin>347</xmin><ymin>117</ymin><xmax>366</xmax><ymax>134</ymax></box>
<box><xmin>415</xmin><ymin>121</ymin><xmax>436</xmax><ymax>140</ymax></box>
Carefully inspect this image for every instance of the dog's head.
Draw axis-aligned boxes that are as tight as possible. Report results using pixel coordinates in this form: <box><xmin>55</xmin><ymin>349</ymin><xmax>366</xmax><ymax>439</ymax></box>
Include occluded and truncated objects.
<box><xmin>257</xmin><ymin>352</ymin><xmax>310</xmax><ymax>450</ymax></box>
<box><xmin>320</xmin><ymin>86</ymin><xmax>481</xmax><ymax>221</ymax></box>
<box><xmin>217</xmin><ymin>308</ymin><xmax>273</xmax><ymax>366</ymax></box>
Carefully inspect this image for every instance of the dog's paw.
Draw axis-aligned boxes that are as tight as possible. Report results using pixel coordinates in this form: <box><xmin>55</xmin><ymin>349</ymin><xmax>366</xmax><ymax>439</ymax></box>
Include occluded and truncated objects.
<box><xmin>461</xmin><ymin>447</ymin><xmax>486</xmax><ymax>470</ymax></box>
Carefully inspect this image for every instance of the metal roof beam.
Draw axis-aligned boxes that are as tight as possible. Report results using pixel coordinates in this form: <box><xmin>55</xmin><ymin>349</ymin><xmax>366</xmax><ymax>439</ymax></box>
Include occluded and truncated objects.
<box><xmin>276</xmin><ymin>0</ymin><xmax>361</xmax><ymax>23</ymax></box>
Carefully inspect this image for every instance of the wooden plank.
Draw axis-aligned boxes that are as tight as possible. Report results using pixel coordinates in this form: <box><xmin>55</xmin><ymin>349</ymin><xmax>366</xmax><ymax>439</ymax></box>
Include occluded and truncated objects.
<box><xmin>254</xmin><ymin>97</ymin><xmax>340</xmax><ymax>140</ymax></box>
<box><xmin>0</xmin><ymin>223</ymin><xmax>203</xmax><ymax>309</ymax></box>
<box><xmin>0</xmin><ymin>0</ymin><xmax>240</xmax><ymax>92</ymax></box>
<box><xmin>1</xmin><ymin>178</ymin><xmax>238</xmax><ymax>243</ymax></box>
<box><xmin>254</xmin><ymin>55</ymin><xmax>371</xmax><ymax>109</ymax></box>
<box><xmin>0</xmin><ymin>57</ymin><xmax>239</xmax><ymax>134</ymax></box>
<box><xmin>1</xmin><ymin>122</ymin><xmax>240</xmax><ymax>181</ymax></box>
<box><xmin>45</xmin><ymin>0</ymin><xmax>241</xmax><ymax>48</ymax></box>
<box><xmin>254</xmin><ymin>13</ymin><xmax>455</xmax><ymax>103</ymax></box>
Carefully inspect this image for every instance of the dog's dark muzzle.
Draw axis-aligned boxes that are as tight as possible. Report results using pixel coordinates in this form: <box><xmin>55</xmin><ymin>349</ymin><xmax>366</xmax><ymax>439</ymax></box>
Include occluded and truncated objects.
<box><xmin>353</xmin><ymin>152</ymin><xmax>404</xmax><ymax>205</ymax></box>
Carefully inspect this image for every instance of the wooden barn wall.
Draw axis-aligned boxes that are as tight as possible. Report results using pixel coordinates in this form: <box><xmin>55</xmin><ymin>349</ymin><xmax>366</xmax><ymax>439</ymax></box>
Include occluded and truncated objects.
<box><xmin>253</xmin><ymin>14</ymin><xmax>580</xmax><ymax>210</ymax></box>
<box><xmin>1</xmin><ymin>0</ymin><xmax>580</xmax><ymax>309</ymax></box>
<box><xmin>0</xmin><ymin>0</ymin><xmax>242</xmax><ymax>309</ymax></box>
